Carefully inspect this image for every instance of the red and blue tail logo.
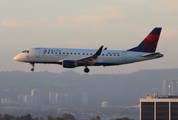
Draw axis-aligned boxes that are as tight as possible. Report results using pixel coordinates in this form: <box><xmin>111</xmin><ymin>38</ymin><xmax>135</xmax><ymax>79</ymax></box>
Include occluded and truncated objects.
<box><xmin>128</xmin><ymin>27</ymin><xmax>162</xmax><ymax>53</ymax></box>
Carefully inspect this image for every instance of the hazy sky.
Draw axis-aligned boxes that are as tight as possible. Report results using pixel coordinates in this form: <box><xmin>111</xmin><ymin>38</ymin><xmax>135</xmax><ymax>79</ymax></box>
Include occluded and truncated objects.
<box><xmin>0</xmin><ymin>0</ymin><xmax>178</xmax><ymax>74</ymax></box>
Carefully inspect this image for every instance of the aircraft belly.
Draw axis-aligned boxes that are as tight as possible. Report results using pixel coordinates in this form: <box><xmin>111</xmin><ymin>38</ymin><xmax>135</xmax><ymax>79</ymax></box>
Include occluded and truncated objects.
<box><xmin>96</xmin><ymin>57</ymin><xmax>122</xmax><ymax>66</ymax></box>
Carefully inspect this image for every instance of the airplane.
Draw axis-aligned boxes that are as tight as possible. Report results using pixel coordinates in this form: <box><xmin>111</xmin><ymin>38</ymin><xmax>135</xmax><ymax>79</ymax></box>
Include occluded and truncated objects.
<box><xmin>13</xmin><ymin>27</ymin><xmax>163</xmax><ymax>73</ymax></box>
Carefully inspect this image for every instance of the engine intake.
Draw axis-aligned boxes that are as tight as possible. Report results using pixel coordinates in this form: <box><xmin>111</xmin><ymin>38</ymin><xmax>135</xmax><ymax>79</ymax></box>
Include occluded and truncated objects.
<box><xmin>62</xmin><ymin>60</ymin><xmax>76</xmax><ymax>68</ymax></box>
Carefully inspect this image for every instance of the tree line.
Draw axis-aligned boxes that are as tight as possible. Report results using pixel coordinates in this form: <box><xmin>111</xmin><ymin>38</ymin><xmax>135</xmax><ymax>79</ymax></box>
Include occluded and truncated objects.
<box><xmin>0</xmin><ymin>113</ymin><xmax>133</xmax><ymax>120</ymax></box>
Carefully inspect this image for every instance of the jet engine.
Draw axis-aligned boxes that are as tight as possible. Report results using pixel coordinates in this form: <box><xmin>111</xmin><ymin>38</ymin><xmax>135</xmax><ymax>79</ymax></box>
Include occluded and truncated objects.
<box><xmin>62</xmin><ymin>60</ymin><xmax>77</xmax><ymax>68</ymax></box>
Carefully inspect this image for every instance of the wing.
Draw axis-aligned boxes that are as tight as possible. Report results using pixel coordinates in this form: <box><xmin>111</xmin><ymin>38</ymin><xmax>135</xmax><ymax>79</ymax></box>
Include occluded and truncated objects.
<box><xmin>57</xmin><ymin>46</ymin><xmax>103</xmax><ymax>65</ymax></box>
<box><xmin>76</xmin><ymin>45</ymin><xmax>103</xmax><ymax>64</ymax></box>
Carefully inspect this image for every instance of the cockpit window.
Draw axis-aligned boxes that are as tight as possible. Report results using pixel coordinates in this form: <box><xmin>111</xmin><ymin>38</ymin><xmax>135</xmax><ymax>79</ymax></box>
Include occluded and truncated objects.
<box><xmin>22</xmin><ymin>50</ymin><xmax>29</xmax><ymax>53</ymax></box>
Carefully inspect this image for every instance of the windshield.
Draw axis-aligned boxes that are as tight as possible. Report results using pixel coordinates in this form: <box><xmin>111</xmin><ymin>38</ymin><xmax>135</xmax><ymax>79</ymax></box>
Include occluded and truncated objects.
<box><xmin>22</xmin><ymin>50</ymin><xmax>29</xmax><ymax>53</ymax></box>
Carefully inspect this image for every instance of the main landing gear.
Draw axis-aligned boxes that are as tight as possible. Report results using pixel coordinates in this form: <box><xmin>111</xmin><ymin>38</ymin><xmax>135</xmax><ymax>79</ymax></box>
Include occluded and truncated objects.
<box><xmin>84</xmin><ymin>66</ymin><xmax>90</xmax><ymax>73</ymax></box>
<box><xmin>30</xmin><ymin>63</ymin><xmax>35</xmax><ymax>71</ymax></box>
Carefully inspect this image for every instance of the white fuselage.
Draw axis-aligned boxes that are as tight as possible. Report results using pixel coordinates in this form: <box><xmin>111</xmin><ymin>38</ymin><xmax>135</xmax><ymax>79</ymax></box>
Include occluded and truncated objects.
<box><xmin>13</xmin><ymin>27</ymin><xmax>163</xmax><ymax>73</ymax></box>
<box><xmin>14</xmin><ymin>47</ymin><xmax>163</xmax><ymax>66</ymax></box>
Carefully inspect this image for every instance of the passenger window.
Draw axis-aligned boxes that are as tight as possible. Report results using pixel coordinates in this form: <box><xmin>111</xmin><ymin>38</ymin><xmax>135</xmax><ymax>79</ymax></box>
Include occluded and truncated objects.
<box><xmin>83</xmin><ymin>53</ymin><xmax>85</xmax><ymax>55</ymax></box>
<box><xmin>74</xmin><ymin>53</ymin><xmax>76</xmax><ymax>55</ymax></box>
<box><xmin>63</xmin><ymin>52</ymin><xmax>65</xmax><ymax>54</ymax></box>
<box><xmin>90</xmin><ymin>53</ymin><xmax>92</xmax><ymax>55</ymax></box>
<box><xmin>106</xmin><ymin>54</ymin><xmax>108</xmax><ymax>56</ymax></box>
<box><xmin>102</xmin><ymin>54</ymin><xmax>104</xmax><ymax>56</ymax></box>
<box><xmin>78</xmin><ymin>53</ymin><xmax>80</xmax><ymax>55</ymax></box>
<box><xmin>71</xmin><ymin>53</ymin><xmax>73</xmax><ymax>55</ymax></box>
<box><xmin>110</xmin><ymin>54</ymin><xmax>112</xmax><ymax>56</ymax></box>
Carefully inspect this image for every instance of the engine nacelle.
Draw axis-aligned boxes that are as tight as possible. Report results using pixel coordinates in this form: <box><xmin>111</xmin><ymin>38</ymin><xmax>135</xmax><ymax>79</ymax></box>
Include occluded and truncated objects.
<box><xmin>62</xmin><ymin>60</ymin><xmax>77</xmax><ymax>68</ymax></box>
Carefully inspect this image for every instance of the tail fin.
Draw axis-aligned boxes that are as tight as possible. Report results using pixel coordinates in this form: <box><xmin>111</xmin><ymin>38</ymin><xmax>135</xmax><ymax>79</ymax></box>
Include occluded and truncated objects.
<box><xmin>128</xmin><ymin>27</ymin><xmax>162</xmax><ymax>53</ymax></box>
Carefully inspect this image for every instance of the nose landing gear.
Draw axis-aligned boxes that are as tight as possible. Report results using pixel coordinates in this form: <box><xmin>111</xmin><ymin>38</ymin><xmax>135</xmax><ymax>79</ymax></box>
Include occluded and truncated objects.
<box><xmin>30</xmin><ymin>63</ymin><xmax>35</xmax><ymax>71</ymax></box>
<box><xmin>84</xmin><ymin>66</ymin><xmax>90</xmax><ymax>73</ymax></box>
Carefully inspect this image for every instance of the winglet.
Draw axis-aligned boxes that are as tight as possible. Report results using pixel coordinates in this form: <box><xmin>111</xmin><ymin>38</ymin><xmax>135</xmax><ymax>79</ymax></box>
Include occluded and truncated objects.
<box><xmin>76</xmin><ymin>46</ymin><xmax>103</xmax><ymax>63</ymax></box>
<box><xmin>95</xmin><ymin>45</ymin><xmax>103</xmax><ymax>56</ymax></box>
<box><xmin>91</xmin><ymin>45</ymin><xmax>103</xmax><ymax>59</ymax></box>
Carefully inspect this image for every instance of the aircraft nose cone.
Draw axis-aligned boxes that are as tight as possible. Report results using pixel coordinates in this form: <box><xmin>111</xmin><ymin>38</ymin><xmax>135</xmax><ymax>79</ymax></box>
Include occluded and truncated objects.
<box><xmin>13</xmin><ymin>55</ymin><xmax>19</xmax><ymax>61</ymax></box>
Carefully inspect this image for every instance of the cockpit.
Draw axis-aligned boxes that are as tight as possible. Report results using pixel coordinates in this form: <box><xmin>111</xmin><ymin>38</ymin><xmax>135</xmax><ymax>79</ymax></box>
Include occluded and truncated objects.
<box><xmin>22</xmin><ymin>50</ymin><xmax>29</xmax><ymax>53</ymax></box>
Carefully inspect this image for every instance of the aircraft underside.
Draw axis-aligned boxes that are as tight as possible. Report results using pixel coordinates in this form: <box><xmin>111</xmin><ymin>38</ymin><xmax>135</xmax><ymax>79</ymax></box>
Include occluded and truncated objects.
<box><xmin>29</xmin><ymin>62</ymin><xmax>119</xmax><ymax>73</ymax></box>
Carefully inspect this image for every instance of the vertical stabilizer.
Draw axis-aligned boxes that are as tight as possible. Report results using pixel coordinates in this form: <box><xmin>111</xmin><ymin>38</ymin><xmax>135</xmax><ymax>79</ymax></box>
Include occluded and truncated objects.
<box><xmin>128</xmin><ymin>27</ymin><xmax>162</xmax><ymax>53</ymax></box>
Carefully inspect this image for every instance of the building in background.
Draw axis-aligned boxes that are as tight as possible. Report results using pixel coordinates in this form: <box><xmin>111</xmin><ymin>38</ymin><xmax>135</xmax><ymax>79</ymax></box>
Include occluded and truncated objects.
<box><xmin>1</xmin><ymin>98</ymin><xmax>18</xmax><ymax>105</ymax></box>
<box><xmin>55</xmin><ymin>93</ymin><xmax>59</xmax><ymax>104</ymax></box>
<box><xmin>31</xmin><ymin>89</ymin><xmax>40</xmax><ymax>104</ymax></box>
<box><xmin>18</xmin><ymin>95</ymin><xmax>25</xmax><ymax>104</ymax></box>
<box><xmin>170</xmin><ymin>81</ymin><xmax>177</xmax><ymax>95</ymax></box>
<box><xmin>56</xmin><ymin>93</ymin><xmax>65</xmax><ymax>105</ymax></box>
<box><xmin>101</xmin><ymin>101</ymin><xmax>109</xmax><ymax>108</ymax></box>
<box><xmin>24</xmin><ymin>95</ymin><xmax>33</xmax><ymax>105</ymax></box>
<box><xmin>162</xmin><ymin>80</ymin><xmax>169</xmax><ymax>95</ymax></box>
<box><xmin>140</xmin><ymin>93</ymin><xmax>178</xmax><ymax>120</ymax></box>
<box><xmin>162</xmin><ymin>80</ymin><xmax>177</xmax><ymax>95</ymax></box>
<box><xmin>49</xmin><ymin>92</ymin><xmax>55</xmax><ymax>105</ymax></box>
<box><xmin>1</xmin><ymin>98</ymin><xmax>12</xmax><ymax>104</ymax></box>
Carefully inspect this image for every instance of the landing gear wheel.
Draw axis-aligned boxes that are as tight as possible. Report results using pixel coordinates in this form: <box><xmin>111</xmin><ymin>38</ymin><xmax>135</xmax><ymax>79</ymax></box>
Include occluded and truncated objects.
<box><xmin>31</xmin><ymin>68</ymin><xmax>34</xmax><ymax>71</ymax></box>
<box><xmin>84</xmin><ymin>67</ymin><xmax>90</xmax><ymax>73</ymax></box>
<box><xmin>30</xmin><ymin>63</ymin><xmax>35</xmax><ymax>72</ymax></box>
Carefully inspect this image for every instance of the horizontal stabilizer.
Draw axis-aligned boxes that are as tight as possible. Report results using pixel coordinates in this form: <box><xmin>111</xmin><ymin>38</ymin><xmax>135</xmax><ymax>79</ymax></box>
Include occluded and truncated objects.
<box><xmin>141</xmin><ymin>52</ymin><xmax>162</xmax><ymax>57</ymax></box>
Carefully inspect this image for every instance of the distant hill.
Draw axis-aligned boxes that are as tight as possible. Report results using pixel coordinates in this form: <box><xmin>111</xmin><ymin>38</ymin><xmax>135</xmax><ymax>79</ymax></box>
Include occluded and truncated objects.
<box><xmin>0</xmin><ymin>69</ymin><xmax>178</xmax><ymax>107</ymax></box>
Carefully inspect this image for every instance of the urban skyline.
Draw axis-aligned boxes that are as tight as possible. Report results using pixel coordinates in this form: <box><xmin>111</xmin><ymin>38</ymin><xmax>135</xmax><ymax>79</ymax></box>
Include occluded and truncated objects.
<box><xmin>1</xmin><ymin>69</ymin><xmax>178</xmax><ymax>119</ymax></box>
<box><xmin>1</xmin><ymin>89</ymin><xmax>86</xmax><ymax>106</ymax></box>
<box><xmin>1</xmin><ymin>69</ymin><xmax>178</xmax><ymax>108</ymax></box>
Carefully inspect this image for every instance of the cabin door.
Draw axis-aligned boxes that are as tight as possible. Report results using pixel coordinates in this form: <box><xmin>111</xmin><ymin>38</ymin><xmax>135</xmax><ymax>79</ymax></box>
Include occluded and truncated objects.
<box><xmin>35</xmin><ymin>48</ymin><xmax>41</xmax><ymax>58</ymax></box>
<box><xmin>122</xmin><ymin>51</ymin><xmax>127</xmax><ymax>61</ymax></box>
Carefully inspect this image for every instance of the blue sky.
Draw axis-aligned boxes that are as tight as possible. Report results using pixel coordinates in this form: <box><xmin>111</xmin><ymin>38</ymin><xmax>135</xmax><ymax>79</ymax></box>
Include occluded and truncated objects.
<box><xmin>0</xmin><ymin>0</ymin><xmax>178</xmax><ymax>74</ymax></box>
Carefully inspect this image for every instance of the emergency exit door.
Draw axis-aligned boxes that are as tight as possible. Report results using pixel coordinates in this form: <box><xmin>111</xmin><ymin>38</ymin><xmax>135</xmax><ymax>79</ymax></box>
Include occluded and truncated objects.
<box><xmin>122</xmin><ymin>51</ymin><xmax>127</xmax><ymax>61</ymax></box>
<box><xmin>35</xmin><ymin>48</ymin><xmax>41</xmax><ymax>58</ymax></box>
